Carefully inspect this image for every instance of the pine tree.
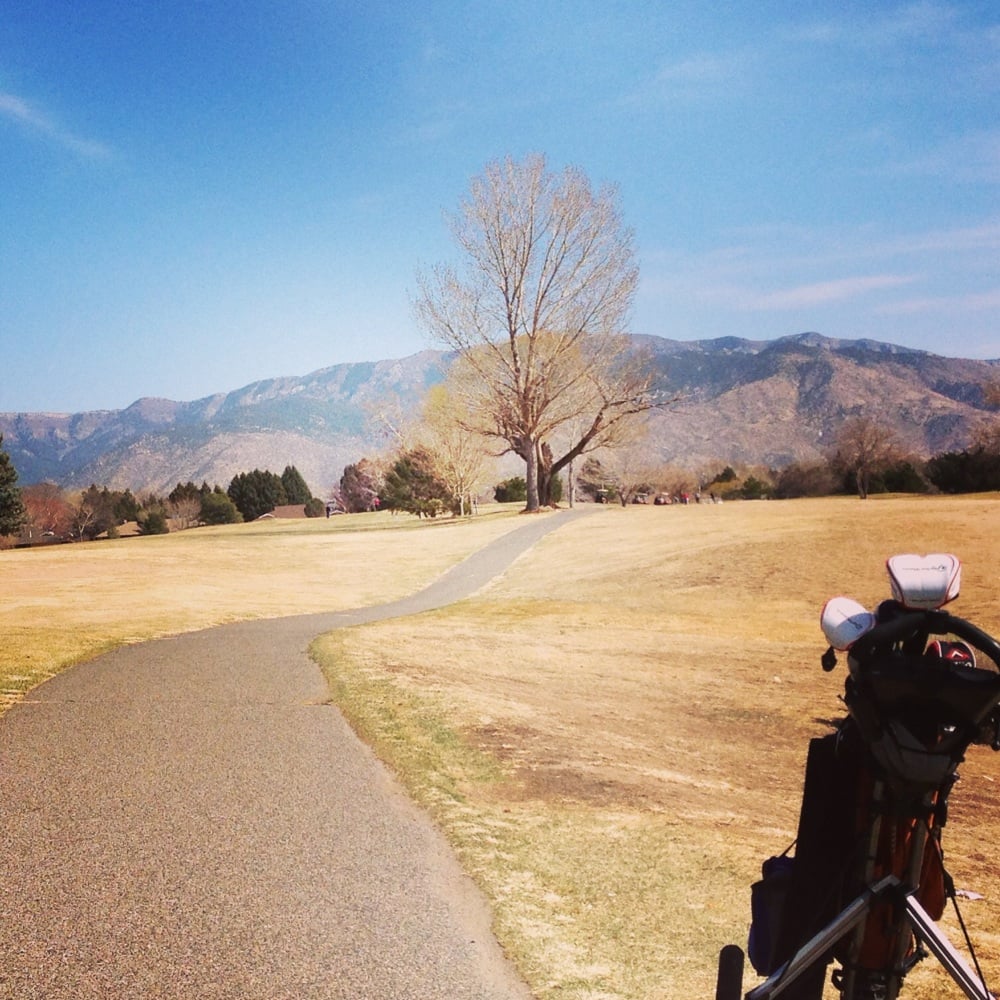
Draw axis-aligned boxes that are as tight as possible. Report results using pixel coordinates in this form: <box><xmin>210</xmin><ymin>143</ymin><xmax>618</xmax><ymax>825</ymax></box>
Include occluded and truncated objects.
<box><xmin>0</xmin><ymin>435</ymin><xmax>27</xmax><ymax>538</ymax></box>
<box><xmin>227</xmin><ymin>469</ymin><xmax>288</xmax><ymax>521</ymax></box>
<box><xmin>381</xmin><ymin>448</ymin><xmax>450</xmax><ymax>517</ymax></box>
<box><xmin>280</xmin><ymin>465</ymin><xmax>313</xmax><ymax>505</ymax></box>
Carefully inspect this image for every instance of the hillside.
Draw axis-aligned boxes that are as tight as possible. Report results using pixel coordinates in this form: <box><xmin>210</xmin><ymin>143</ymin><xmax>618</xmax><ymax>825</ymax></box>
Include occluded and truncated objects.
<box><xmin>1</xmin><ymin>334</ymin><xmax>996</xmax><ymax>494</ymax></box>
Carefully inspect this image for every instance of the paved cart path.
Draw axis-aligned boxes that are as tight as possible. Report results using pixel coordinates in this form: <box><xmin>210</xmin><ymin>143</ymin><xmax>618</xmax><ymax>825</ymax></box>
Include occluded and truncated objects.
<box><xmin>0</xmin><ymin>509</ymin><xmax>593</xmax><ymax>999</ymax></box>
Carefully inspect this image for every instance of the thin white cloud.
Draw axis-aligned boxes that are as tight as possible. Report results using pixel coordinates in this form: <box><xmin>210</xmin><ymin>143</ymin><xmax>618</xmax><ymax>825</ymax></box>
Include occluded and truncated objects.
<box><xmin>756</xmin><ymin>275</ymin><xmax>917</xmax><ymax>309</ymax></box>
<box><xmin>654</xmin><ymin>53</ymin><xmax>738</xmax><ymax>86</ymax></box>
<box><xmin>617</xmin><ymin>49</ymin><xmax>752</xmax><ymax>109</ymax></box>
<box><xmin>861</xmin><ymin>1</ymin><xmax>961</xmax><ymax>44</ymax></box>
<box><xmin>787</xmin><ymin>1</ymin><xmax>962</xmax><ymax>49</ymax></box>
<box><xmin>0</xmin><ymin>91</ymin><xmax>111</xmax><ymax>160</ymax></box>
<box><xmin>879</xmin><ymin>220</ymin><xmax>1000</xmax><ymax>257</ymax></box>
<box><xmin>737</xmin><ymin>275</ymin><xmax>917</xmax><ymax>311</ymax></box>
<box><xmin>893</xmin><ymin>130</ymin><xmax>1000</xmax><ymax>185</ymax></box>
<box><xmin>877</xmin><ymin>288</ymin><xmax>1000</xmax><ymax>315</ymax></box>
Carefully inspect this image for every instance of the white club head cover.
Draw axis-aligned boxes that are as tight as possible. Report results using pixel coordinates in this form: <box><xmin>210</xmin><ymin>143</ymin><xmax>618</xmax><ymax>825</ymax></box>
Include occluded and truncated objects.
<box><xmin>821</xmin><ymin>596</ymin><xmax>877</xmax><ymax>651</ymax></box>
<box><xmin>887</xmin><ymin>554</ymin><xmax>961</xmax><ymax>611</ymax></box>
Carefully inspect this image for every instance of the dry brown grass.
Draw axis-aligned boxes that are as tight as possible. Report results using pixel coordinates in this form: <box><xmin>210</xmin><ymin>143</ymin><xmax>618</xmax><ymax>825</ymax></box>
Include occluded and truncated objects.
<box><xmin>5</xmin><ymin>496</ymin><xmax>1000</xmax><ymax>999</ymax></box>
<box><xmin>313</xmin><ymin>495</ymin><xmax>1000</xmax><ymax>1000</ymax></box>
<box><xmin>0</xmin><ymin>507</ymin><xmax>527</xmax><ymax>709</ymax></box>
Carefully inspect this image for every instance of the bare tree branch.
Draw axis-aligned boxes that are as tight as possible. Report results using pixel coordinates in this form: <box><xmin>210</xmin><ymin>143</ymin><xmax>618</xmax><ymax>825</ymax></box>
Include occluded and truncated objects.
<box><xmin>415</xmin><ymin>154</ymin><xmax>671</xmax><ymax>510</ymax></box>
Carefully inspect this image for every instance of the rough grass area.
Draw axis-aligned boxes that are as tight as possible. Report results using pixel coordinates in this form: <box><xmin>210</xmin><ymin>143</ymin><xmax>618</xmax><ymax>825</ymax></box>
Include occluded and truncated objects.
<box><xmin>312</xmin><ymin>496</ymin><xmax>1000</xmax><ymax>1000</ymax></box>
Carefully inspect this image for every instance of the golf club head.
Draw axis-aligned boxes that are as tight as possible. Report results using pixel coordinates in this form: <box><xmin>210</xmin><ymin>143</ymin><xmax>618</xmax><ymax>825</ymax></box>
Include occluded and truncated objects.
<box><xmin>821</xmin><ymin>596</ymin><xmax>877</xmax><ymax>651</ymax></box>
<box><xmin>887</xmin><ymin>554</ymin><xmax>961</xmax><ymax>611</ymax></box>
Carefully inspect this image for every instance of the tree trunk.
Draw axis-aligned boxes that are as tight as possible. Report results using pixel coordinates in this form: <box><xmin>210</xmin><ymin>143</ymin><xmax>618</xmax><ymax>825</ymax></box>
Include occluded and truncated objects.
<box><xmin>856</xmin><ymin>467</ymin><xmax>869</xmax><ymax>499</ymax></box>
<box><xmin>538</xmin><ymin>468</ymin><xmax>553</xmax><ymax>508</ymax></box>
<box><xmin>524</xmin><ymin>442</ymin><xmax>540</xmax><ymax>511</ymax></box>
<box><xmin>537</xmin><ymin>441</ymin><xmax>555</xmax><ymax>508</ymax></box>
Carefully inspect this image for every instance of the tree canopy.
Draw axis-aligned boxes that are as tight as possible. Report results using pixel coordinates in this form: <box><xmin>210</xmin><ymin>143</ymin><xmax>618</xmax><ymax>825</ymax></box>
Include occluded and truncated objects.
<box><xmin>0</xmin><ymin>435</ymin><xmax>26</xmax><ymax>538</ymax></box>
<box><xmin>227</xmin><ymin>469</ymin><xmax>288</xmax><ymax>521</ymax></box>
<box><xmin>831</xmin><ymin>416</ymin><xmax>901</xmax><ymax>499</ymax></box>
<box><xmin>280</xmin><ymin>465</ymin><xmax>313</xmax><ymax>505</ymax></box>
<box><xmin>380</xmin><ymin>448</ymin><xmax>451</xmax><ymax>518</ymax></box>
<box><xmin>339</xmin><ymin>460</ymin><xmax>381</xmax><ymax>513</ymax></box>
<box><xmin>416</xmin><ymin>154</ymin><xmax>668</xmax><ymax>511</ymax></box>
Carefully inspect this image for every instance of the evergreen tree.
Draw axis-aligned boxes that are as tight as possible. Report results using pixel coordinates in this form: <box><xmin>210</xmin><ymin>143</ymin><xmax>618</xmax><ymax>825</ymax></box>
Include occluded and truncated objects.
<box><xmin>200</xmin><ymin>489</ymin><xmax>242</xmax><ymax>524</ymax></box>
<box><xmin>227</xmin><ymin>469</ymin><xmax>288</xmax><ymax>521</ymax></box>
<box><xmin>0</xmin><ymin>434</ymin><xmax>26</xmax><ymax>538</ymax></box>
<box><xmin>926</xmin><ymin>448</ymin><xmax>1000</xmax><ymax>493</ymax></box>
<box><xmin>74</xmin><ymin>484</ymin><xmax>118</xmax><ymax>540</ymax></box>
<box><xmin>303</xmin><ymin>497</ymin><xmax>326</xmax><ymax>518</ymax></box>
<box><xmin>137</xmin><ymin>508</ymin><xmax>170</xmax><ymax>535</ymax></box>
<box><xmin>113</xmin><ymin>489</ymin><xmax>142</xmax><ymax>523</ymax></box>
<box><xmin>281</xmin><ymin>465</ymin><xmax>313</xmax><ymax>505</ymax></box>
<box><xmin>494</xmin><ymin>477</ymin><xmax>528</xmax><ymax>503</ymax></box>
<box><xmin>381</xmin><ymin>448</ymin><xmax>450</xmax><ymax>518</ymax></box>
<box><xmin>168</xmin><ymin>481</ymin><xmax>202</xmax><ymax>505</ymax></box>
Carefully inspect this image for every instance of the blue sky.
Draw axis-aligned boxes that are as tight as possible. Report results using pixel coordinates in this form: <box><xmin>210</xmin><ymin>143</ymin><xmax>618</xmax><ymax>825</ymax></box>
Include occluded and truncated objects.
<box><xmin>1</xmin><ymin>1</ymin><xmax>998</xmax><ymax>413</ymax></box>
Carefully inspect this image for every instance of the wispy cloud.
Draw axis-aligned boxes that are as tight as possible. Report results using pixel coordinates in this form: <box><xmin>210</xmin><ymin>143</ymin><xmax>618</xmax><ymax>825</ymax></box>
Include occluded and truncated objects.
<box><xmin>786</xmin><ymin>1</ymin><xmax>963</xmax><ymax>49</ymax></box>
<box><xmin>637</xmin><ymin>216</ymin><xmax>999</xmax><ymax>353</ymax></box>
<box><xmin>0</xmin><ymin>91</ymin><xmax>112</xmax><ymax>160</ymax></box>
<box><xmin>617</xmin><ymin>50</ymin><xmax>752</xmax><ymax>109</ymax></box>
<box><xmin>745</xmin><ymin>275</ymin><xmax>916</xmax><ymax>310</ymax></box>
<box><xmin>877</xmin><ymin>288</ymin><xmax>1000</xmax><ymax>315</ymax></box>
<box><xmin>893</xmin><ymin>130</ymin><xmax>1000</xmax><ymax>185</ymax></box>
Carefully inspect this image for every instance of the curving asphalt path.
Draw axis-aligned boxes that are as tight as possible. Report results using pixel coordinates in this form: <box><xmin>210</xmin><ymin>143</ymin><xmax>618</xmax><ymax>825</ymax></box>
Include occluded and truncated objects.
<box><xmin>0</xmin><ymin>508</ymin><xmax>595</xmax><ymax>999</ymax></box>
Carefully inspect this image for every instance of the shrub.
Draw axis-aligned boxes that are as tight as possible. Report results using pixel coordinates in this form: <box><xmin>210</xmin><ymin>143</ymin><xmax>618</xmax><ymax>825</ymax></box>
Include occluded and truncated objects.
<box><xmin>200</xmin><ymin>490</ymin><xmax>242</xmax><ymax>525</ymax></box>
<box><xmin>138</xmin><ymin>509</ymin><xmax>170</xmax><ymax>535</ymax></box>
<box><xmin>926</xmin><ymin>448</ymin><xmax>1000</xmax><ymax>494</ymax></box>
<box><xmin>774</xmin><ymin>462</ymin><xmax>837</xmax><ymax>499</ymax></box>
<box><xmin>304</xmin><ymin>497</ymin><xmax>326</xmax><ymax>518</ymax></box>
<box><xmin>494</xmin><ymin>477</ymin><xmax>527</xmax><ymax>503</ymax></box>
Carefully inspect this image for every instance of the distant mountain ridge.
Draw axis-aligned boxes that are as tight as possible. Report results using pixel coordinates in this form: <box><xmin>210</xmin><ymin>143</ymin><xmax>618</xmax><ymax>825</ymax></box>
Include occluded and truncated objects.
<box><xmin>2</xmin><ymin>334</ymin><xmax>996</xmax><ymax>494</ymax></box>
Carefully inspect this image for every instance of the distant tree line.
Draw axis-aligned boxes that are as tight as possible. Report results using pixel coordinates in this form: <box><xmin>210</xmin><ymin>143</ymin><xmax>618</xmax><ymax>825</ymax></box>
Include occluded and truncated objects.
<box><xmin>555</xmin><ymin>414</ymin><xmax>1000</xmax><ymax>505</ymax></box>
<box><xmin>3</xmin><ymin>404</ymin><xmax>1000</xmax><ymax>547</ymax></box>
<box><xmin>0</xmin><ymin>444</ymin><xmax>326</xmax><ymax>546</ymax></box>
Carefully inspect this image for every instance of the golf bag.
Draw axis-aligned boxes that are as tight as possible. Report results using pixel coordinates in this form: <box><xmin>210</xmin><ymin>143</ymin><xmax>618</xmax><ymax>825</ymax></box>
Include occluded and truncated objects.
<box><xmin>737</xmin><ymin>555</ymin><xmax>1000</xmax><ymax>1000</ymax></box>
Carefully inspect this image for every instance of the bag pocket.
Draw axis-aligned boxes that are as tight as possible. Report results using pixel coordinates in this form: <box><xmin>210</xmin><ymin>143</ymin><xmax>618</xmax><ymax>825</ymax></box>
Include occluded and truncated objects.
<box><xmin>748</xmin><ymin>853</ymin><xmax>795</xmax><ymax>976</ymax></box>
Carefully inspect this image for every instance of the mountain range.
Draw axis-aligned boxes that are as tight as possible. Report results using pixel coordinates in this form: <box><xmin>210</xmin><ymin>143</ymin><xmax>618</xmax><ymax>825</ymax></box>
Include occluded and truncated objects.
<box><xmin>2</xmin><ymin>333</ymin><xmax>996</xmax><ymax>496</ymax></box>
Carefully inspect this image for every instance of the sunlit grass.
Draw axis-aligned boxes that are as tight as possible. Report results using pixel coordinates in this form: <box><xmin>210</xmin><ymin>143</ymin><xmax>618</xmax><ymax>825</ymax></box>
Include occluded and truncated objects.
<box><xmin>312</xmin><ymin>495</ymin><xmax>1000</xmax><ymax>1000</ymax></box>
<box><xmin>5</xmin><ymin>495</ymin><xmax>1000</xmax><ymax>999</ymax></box>
<box><xmin>0</xmin><ymin>506</ymin><xmax>526</xmax><ymax>709</ymax></box>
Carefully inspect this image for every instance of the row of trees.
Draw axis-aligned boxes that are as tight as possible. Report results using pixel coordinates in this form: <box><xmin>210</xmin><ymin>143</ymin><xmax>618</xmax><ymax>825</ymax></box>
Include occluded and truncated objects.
<box><xmin>775</xmin><ymin>415</ymin><xmax>1000</xmax><ymax>499</ymax></box>
<box><xmin>575</xmin><ymin>413</ymin><xmax>1000</xmax><ymax>506</ymax></box>
<box><xmin>0</xmin><ymin>447</ymin><xmax>325</xmax><ymax>546</ymax></box>
<box><xmin>4</xmin><ymin>407</ymin><xmax>999</xmax><ymax>547</ymax></box>
<box><xmin>9</xmin><ymin>480</ymin><xmax>174</xmax><ymax>543</ymax></box>
<box><xmin>335</xmin><ymin>455</ymin><xmax>564</xmax><ymax>520</ymax></box>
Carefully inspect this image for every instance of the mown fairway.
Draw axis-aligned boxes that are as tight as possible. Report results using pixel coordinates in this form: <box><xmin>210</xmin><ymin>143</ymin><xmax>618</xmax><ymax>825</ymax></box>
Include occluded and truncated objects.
<box><xmin>5</xmin><ymin>496</ymin><xmax>1000</xmax><ymax>999</ymax></box>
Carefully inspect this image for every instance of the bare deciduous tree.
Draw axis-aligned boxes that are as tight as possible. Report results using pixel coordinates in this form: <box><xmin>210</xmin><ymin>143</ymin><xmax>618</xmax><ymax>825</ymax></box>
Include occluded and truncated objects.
<box><xmin>168</xmin><ymin>494</ymin><xmax>202</xmax><ymax>530</ymax></box>
<box><xmin>416</xmin><ymin>153</ymin><xmax>669</xmax><ymax>512</ymax></box>
<box><xmin>21</xmin><ymin>482</ymin><xmax>74</xmax><ymax>540</ymax></box>
<box><xmin>418</xmin><ymin>384</ymin><xmax>494</xmax><ymax>516</ymax></box>
<box><xmin>833</xmin><ymin>415</ymin><xmax>900</xmax><ymax>499</ymax></box>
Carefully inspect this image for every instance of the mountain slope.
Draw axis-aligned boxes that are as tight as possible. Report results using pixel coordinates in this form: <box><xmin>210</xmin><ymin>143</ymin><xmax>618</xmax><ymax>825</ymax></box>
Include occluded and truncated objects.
<box><xmin>1</xmin><ymin>335</ymin><xmax>996</xmax><ymax>494</ymax></box>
